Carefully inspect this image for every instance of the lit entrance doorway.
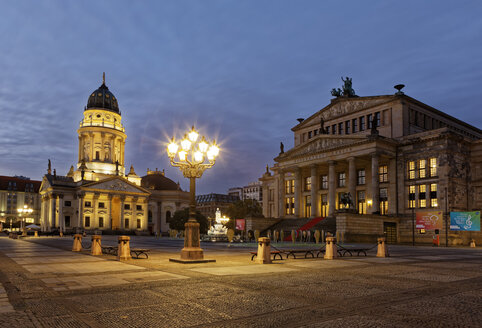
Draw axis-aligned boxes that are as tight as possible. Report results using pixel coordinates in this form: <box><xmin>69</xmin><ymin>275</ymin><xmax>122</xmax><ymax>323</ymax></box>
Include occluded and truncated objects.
<box><xmin>383</xmin><ymin>222</ymin><xmax>397</xmax><ymax>244</ymax></box>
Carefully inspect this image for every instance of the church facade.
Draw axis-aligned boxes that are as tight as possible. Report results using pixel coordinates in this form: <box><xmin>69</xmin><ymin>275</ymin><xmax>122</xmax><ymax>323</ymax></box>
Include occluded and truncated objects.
<box><xmin>259</xmin><ymin>84</ymin><xmax>482</xmax><ymax>244</ymax></box>
<box><xmin>39</xmin><ymin>76</ymin><xmax>189</xmax><ymax>234</ymax></box>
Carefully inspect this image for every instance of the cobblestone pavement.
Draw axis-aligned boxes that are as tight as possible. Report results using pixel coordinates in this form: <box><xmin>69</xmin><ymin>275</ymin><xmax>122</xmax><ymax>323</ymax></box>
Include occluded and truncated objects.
<box><xmin>0</xmin><ymin>235</ymin><xmax>480</xmax><ymax>327</ymax></box>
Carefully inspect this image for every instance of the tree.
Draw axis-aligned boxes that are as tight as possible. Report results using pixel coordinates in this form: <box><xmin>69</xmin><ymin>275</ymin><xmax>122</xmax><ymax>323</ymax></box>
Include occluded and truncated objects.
<box><xmin>226</xmin><ymin>199</ymin><xmax>264</xmax><ymax>229</ymax></box>
<box><xmin>170</xmin><ymin>208</ymin><xmax>209</xmax><ymax>234</ymax></box>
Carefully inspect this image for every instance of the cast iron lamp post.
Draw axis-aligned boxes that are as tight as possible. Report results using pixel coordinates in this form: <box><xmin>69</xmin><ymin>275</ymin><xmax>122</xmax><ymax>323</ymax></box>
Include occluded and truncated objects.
<box><xmin>18</xmin><ymin>205</ymin><xmax>33</xmax><ymax>236</ymax></box>
<box><xmin>167</xmin><ymin>126</ymin><xmax>219</xmax><ymax>261</ymax></box>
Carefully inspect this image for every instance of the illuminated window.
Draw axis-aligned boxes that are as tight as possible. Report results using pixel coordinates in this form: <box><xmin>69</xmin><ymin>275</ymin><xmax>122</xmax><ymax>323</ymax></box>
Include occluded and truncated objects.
<box><xmin>379</xmin><ymin>165</ymin><xmax>388</xmax><ymax>182</ymax></box>
<box><xmin>290</xmin><ymin>180</ymin><xmax>295</xmax><ymax>194</ymax></box>
<box><xmin>285</xmin><ymin>180</ymin><xmax>295</xmax><ymax>194</ymax></box>
<box><xmin>320</xmin><ymin>175</ymin><xmax>328</xmax><ymax>189</ymax></box>
<box><xmin>338</xmin><ymin>172</ymin><xmax>346</xmax><ymax>187</ymax></box>
<box><xmin>357</xmin><ymin>191</ymin><xmax>366</xmax><ymax>214</ymax></box>
<box><xmin>419</xmin><ymin>160</ymin><xmax>426</xmax><ymax>178</ymax></box>
<box><xmin>285</xmin><ymin>197</ymin><xmax>295</xmax><ymax>215</ymax></box>
<box><xmin>305</xmin><ymin>196</ymin><xmax>311</xmax><ymax>217</ymax></box>
<box><xmin>408</xmin><ymin>161</ymin><xmax>416</xmax><ymax>179</ymax></box>
<box><xmin>357</xmin><ymin>169</ymin><xmax>365</xmax><ymax>185</ymax></box>
<box><xmin>430</xmin><ymin>184</ymin><xmax>438</xmax><ymax>207</ymax></box>
<box><xmin>380</xmin><ymin>188</ymin><xmax>388</xmax><ymax>215</ymax></box>
<box><xmin>305</xmin><ymin>177</ymin><xmax>312</xmax><ymax>191</ymax></box>
<box><xmin>285</xmin><ymin>180</ymin><xmax>290</xmax><ymax>194</ymax></box>
<box><xmin>430</xmin><ymin>158</ymin><xmax>437</xmax><ymax>177</ymax></box>
<box><xmin>408</xmin><ymin>185</ymin><xmax>416</xmax><ymax>208</ymax></box>
<box><xmin>418</xmin><ymin>185</ymin><xmax>426</xmax><ymax>208</ymax></box>
<box><xmin>321</xmin><ymin>194</ymin><xmax>328</xmax><ymax>217</ymax></box>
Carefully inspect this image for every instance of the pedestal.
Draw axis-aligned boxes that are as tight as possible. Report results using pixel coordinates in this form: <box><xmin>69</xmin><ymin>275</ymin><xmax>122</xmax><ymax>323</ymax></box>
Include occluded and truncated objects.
<box><xmin>324</xmin><ymin>236</ymin><xmax>337</xmax><ymax>260</ymax></box>
<box><xmin>377</xmin><ymin>237</ymin><xmax>388</xmax><ymax>257</ymax></box>
<box><xmin>117</xmin><ymin>236</ymin><xmax>132</xmax><ymax>260</ymax></box>
<box><xmin>256</xmin><ymin>237</ymin><xmax>272</xmax><ymax>264</ymax></box>
<box><xmin>169</xmin><ymin>220</ymin><xmax>215</xmax><ymax>263</ymax></box>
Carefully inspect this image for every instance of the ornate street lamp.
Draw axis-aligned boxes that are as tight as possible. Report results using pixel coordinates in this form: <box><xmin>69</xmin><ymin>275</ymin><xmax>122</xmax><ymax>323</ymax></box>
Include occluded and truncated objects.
<box><xmin>18</xmin><ymin>205</ymin><xmax>33</xmax><ymax>236</ymax></box>
<box><xmin>167</xmin><ymin>126</ymin><xmax>219</xmax><ymax>262</ymax></box>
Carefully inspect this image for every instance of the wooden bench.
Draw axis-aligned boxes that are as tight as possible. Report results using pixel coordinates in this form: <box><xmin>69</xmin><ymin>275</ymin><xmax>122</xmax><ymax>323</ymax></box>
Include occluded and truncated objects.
<box><xmin>250</xmin><ymin>251</ymin><xmax>283</xmax><ymax>261</ymax></box>
<box><xmin>337</xmin><ymin>245</ymin><xmax>370</xmax><ymax>257</ymax></box>
<box><xmin>284</xmin><ymin>249</ymin><xmax>321</xmax><ymax>259</ymax></box>
<box><xmin>102</xmin><ymin>245</ymin><xmax>118</xmax><ymax>255</ymax></box>
<box><xmin>130</xmin><ymin>248</ymin><xmax>150</xmax><ymax>259</ymax></box>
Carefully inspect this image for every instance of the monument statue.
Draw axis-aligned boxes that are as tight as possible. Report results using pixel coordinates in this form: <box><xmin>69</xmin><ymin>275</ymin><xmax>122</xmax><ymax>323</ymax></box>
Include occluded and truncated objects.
<box><xmin>319</xmin><ymin>117</ymin><xmax>327</xmax><ymax>134</ymax></box>
<box><xmin>47</xmin><ymin>159</ymin><xmax>52</xmax><ymax>174</ymax></box>
<box><xmin>339</xmin><ymin>192</ymin><xmax>355</xmax><ymax>209</ymax></box>
<box><xmin>280</xmin><ymin>142</ymin><xmax>284</xmax><ymax>154</ymax></box>
<box><xmin>331</xmin><ymin>77</ymin><xmax>356</xmax><ymax>98</ymax></box>
<box><xmin>370</xmin><ymin>116</ymin><xmax>379</xmax><ymax>135</ymax></box>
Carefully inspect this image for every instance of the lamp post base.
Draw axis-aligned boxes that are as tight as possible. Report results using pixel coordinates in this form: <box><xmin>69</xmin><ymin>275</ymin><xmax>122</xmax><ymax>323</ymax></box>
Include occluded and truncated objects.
<box><xmin>169</xmin><ymin>220</ymin><xmax>216</xmax><ymax>264</ymax></box>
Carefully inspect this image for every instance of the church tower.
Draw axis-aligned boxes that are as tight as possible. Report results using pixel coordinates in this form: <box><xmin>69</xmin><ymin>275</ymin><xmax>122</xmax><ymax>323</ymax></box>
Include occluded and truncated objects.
<box><xmin>74</xmin><ymin>73</ymin><xmax>127</xmax><ymax>181</ymax></box>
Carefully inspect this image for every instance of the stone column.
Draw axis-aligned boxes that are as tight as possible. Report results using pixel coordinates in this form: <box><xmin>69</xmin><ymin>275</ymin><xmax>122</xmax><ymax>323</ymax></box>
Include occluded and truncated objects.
<box><xmin>157</xmin><ymin>201</ymin><xmax>162</xmax><ymax>235</ymax></box>
<box><xmin>40</xmin><ymin>196</ymin><xmax>45</xmax><ymax>231</ymax></box>
<box><xmin>143</xmin><ymin>199</ymin><xmax>148</xmax><ymax>231</ymax></box>
<box><xmin>89</xmin><ymin>132</ymin><xmax>94</xmax><ymax>161</ymax></box>
<box><xmin>101</xmin><ymin>133</ymin><xmax>105</xmax><ymax>161</ymax></box>
<box><xmin>77</xmin><ymin>193</ymin><xmax>84</xmax><ymax>228</ymax></box>
<box><xmin>152</xmin><ymin>202</ymin><xmax>159</xmax><ymax>234</ymax></box>
<box><xmin>371</xmin><ymin>153</ymin><xmax>380</xmax><ymax>214</ymax></box>
<box><xmin>120</xmin><ymin>196</ymin><xmax>125</xmax><ymax>230</ymax></box>
<box><xmin>107</xmin><ymin>194</ymin><xmax>113</xmax><ymax>229</ymax></box>
<box><xmin>310</xmin><ymin>165</ymin><xmax>318</xmax><ymax>217</ymax></box>
<box><xmin>278</xmin><ymin>171</ymin><xmax>285</xmax><ymax>218</ymax></box>
<box><xmin>58</xmin><ymin>195</ymin><xmax>64</xmax><ymax>232</ymax></box>
<box><xmin>348</xmin><ymin>157</ymin><xmax>356</xmax><ymax>204</ymax></box>
<box><xmin>78</xmin><ymin>136</ymin><xmax>82</xmax><ymax>162</ymax></box>
<box><xmin>262</xmin><ymin>184</ymin><xmax>269</xmax><ymax>217</ymax></box>
<box><xmin>294</xmin><ymin>168</ymin><xmax>301</xmax><ymax>217</ymax></box>
<box><xmin>48</xmin><ymin>195</ymin><xmax>54</xmax><ymax>231</ymax></box>
<box><xmin>328</xmin><ymin>161</ymin><xmax>336</xmax><ymax>216</ymax></box>
<box><xmin>93</xmin><ymin>193</ymin><xmax>99</xmax><ymax>229</ymax></box>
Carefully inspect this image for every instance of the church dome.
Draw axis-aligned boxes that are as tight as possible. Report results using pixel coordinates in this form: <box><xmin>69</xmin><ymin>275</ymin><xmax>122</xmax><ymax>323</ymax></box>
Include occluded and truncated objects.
<box><xmin>141</xmin><ymin>171</ymin><xmax>180</xmax><ymax>191</ymax></box>
<box><xmin>86</xmin><ymin>74</ymin><xmax>120</xmax><ymax>113</ymax></box>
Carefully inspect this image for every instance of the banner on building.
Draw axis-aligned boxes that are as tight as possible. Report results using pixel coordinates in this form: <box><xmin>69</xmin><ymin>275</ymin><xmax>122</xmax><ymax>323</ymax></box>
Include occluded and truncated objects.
<box><xmin>235</xmin><ymin>219</ymin><xmax>246</xmax><ymax>231</ymax></box>
<box><xmin>450</xmin><ymin>211</ymin><xmax>481</xmax><ymax>231</ymax></box>
<box><xmin>416</xmin><ymin>211</ymin><xmax>443</xmax><ymax>230</ymax></box>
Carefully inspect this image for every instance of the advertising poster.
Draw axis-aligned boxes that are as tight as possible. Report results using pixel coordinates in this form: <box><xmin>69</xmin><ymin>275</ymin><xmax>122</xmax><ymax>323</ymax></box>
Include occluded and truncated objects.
<box><xmin>416</xmin><ymin>211</ymin><xmax>443</xmax><ymax>230</ymax></box>
<box><xmin>450</xmin><ymin>211</ymin><xmax>481</xmax><ymax>231</ymax></box>
<box><xmin>235</xmin><ymin>219</ymin><xmax>245</xmax><ymax>231</ymax></box>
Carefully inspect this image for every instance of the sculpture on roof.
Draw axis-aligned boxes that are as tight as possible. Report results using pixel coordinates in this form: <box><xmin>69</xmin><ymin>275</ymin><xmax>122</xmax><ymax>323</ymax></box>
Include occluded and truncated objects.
<box><xmin>280</xmin><ymin>142</ymin><xmax>284</xmax><ymax>154</ymax></box>
<box><xmin>331</xmin><ymin>77</ymin><xmax>356</xmax><ymax>98</ymax></box>
<box><xmin>319</xmin><ymin>117</ymin><xmax>327</xmax><ymax>134</ymax></box>
<box><xmin>47</xmin><ymin>159</ymin><xmax>52</xmax><ymax>175</ymax></box>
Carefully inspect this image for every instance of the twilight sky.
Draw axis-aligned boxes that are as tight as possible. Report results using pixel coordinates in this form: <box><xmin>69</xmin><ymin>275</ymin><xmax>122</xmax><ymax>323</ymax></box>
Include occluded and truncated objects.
<box><xmin>0</xmin><ymin>1</ymin><xmax>481</xmax><ymax>194</ymax></box>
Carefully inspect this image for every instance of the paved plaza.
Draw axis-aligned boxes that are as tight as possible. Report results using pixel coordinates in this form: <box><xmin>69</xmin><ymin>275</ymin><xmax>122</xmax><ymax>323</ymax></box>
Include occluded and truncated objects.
<box><xmin>0</xmin><ymin>235</ymin><xmax>480</xmax><ymax>327</ymax></box>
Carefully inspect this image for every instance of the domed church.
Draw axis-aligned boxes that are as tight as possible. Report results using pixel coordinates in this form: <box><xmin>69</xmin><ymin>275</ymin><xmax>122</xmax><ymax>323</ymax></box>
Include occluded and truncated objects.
<box><xmin>39</xmin><ymin>74</ymin><xmax>189</xmax><ymax>234</ymax></box>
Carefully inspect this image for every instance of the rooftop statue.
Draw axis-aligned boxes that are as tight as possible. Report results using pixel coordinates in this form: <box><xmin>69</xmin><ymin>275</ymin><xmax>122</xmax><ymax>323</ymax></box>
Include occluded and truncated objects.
<box><xmin>331</xmin><ymin>77</ymin><xmax>356</xmax><ymax>98</ymax></box>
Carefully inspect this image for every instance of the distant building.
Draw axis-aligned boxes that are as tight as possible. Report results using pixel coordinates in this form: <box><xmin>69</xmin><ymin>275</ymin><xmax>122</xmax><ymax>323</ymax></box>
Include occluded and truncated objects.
<box><xmin>196</xmin><ymin>193</ymin><xmax>239</xmax><ymax>220</ymax></box>
<box><xmin>228</xmin><ymin>187</ymin><xmax>243</xmax><ymax>200</ymax></box>
<box><xmin>243</xmin><ymin>181</ymin><xmax>263</xmax><ymax>204</ymax></box>
<box><xmin>0</xmin><ymin>176</ymin><xmax>41</xmax><ymax>229</ymax></box>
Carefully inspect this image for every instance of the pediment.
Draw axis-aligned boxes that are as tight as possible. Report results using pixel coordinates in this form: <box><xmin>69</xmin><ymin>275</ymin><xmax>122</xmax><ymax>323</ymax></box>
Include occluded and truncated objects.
<box><xmin>39</xmin><ymin>177</ymin><xmax>52</xmax><ymax>193</ymax></box>
<box><xmin>82</xmin><ymin>177</ymin><xmax>149</xmax><ymax>194</ymax></box>
<box><xmin>278</xmin><ymin>135</ymin><xmax>367</xmax><ymax>160</ymax></box>
<box><xmin>295</xmin><ymin>96</ymin><xmax>394</xmax><ymax>130</ymax></box>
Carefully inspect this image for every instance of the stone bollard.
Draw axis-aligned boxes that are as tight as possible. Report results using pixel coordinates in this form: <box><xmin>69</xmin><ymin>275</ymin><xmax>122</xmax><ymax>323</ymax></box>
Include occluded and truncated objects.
<box><xmin>324</xmin><ymin>237</ymin><xmax>337</xmax><ymax>260</ymax></box>
<box><xmin>227</xmin><ymin>229</ymin><xmax>235</xmax><ymax>242</ymax></box>
<box><xmin>117</xmin><ymin>236</ymin><xmax>132</xmax><ymax>260</ymax></box>
<box><xmin>34</xmin><ymin>231</ymin><xmax>38</xmax><ymax>237</ymax></box>
<box><xmin>256</xmin><ymin>237</ymin><xmax>272</xmax><ymax>264</ymax></box>
<box><xmin>377</xmin><ymin>237</ymin><xmax>388</xmax><ymax>257</ymax></box>
<box><xmin>91</xmin><ymin>235</ymin><xmax>102</xmax><ymax>256</ymax></box>
<box><xmin>72</xmin><ymin>234</ymin><xmax>82</xmax><ymax>252</ymax></box>
<box><xmin>470</xmin><ymin>239</ymin><xmax>476</xmax><ymax>248</ymax></box>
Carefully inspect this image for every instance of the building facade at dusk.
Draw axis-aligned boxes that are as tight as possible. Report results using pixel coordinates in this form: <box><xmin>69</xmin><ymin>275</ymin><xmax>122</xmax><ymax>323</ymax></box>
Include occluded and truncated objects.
<box><xmin>0</xmin><ymin>176</ymin><xmax>41</xmax><ymax>229</ymax></box>
<box><xmin>39</xmin><ymin>76</ymin><xmax>188</xmax><ymax>234</ymax></box>
<box><xmin>259</xmin><ymin>86</ymin><xmax>482</xmax><ymax>243</ymax></box>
